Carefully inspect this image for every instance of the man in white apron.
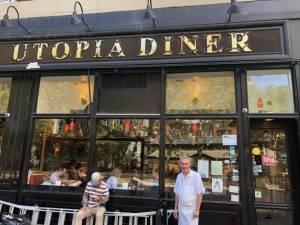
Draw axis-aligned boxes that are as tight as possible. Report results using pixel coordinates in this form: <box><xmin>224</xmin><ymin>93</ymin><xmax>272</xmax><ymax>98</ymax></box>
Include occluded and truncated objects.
<box><xmin>174</xmin><ymin>155</ymin><xmax>205</xmax><ymax>225</ymax></box>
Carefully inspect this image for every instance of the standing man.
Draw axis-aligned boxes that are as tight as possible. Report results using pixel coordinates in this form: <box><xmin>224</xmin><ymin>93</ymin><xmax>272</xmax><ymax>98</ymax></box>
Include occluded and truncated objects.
<box><xmin>174</xmin><ymin>155</ymin><xmax>205</xmax><ymax>225</ymax></box>
<box><xmin>75</xmin><ymin>172</ymin><xmax>109</xmax><ymax>225</ymax></box>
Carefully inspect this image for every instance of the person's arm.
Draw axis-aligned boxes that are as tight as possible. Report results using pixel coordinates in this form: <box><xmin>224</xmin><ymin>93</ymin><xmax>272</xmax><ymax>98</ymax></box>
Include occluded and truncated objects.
<box><xmin>173</xmin><ymin>194</ymin><xmax>179</xmax><ymax>219</ymax></box>
<box><xmin>193</xmin><ymin>173</ymin><xmax>205</xmax><ymax>218</ymax></box>
<box><xmin>173</xmin><ymin>175</ymin><xmax>179</xmax><ymax>220</ymax></box>
<box><xmin>193</xmin><ymin>193</ymin><xmax>203</xmax><ymax>218</ymax></box>
<box><xmin>80</xmin><ymin>184</ymin><xmax>89</xmax><ymax>209</ymax></box>
<box><xmin>94</xmin><ymin>182</ymin><xmax>110</xmax><ymax>204</ymax></box>
<box><xmin>132</xmin><ymin>177</ymin><xmax>151</xmax><ymax>186</ymax></box>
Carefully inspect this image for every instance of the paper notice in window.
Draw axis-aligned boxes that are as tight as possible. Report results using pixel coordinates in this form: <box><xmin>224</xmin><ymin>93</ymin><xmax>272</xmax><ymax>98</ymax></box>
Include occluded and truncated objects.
<box><xmin>231</xmin><ymin>194</ymin><xmax>239</xmax><ymax>202</ymax></box>
<box><xmin>222</xmin><ymin>134</ymin><xmax>237</xmax><ymax>146</ymax></box>
<box><xmin>211</xmin><ymin>161</ymin><xmax>223</xmax><ymax>176</ymax></box>
<box><xmin>229</xmin><ymin>185</ymin><xmax>239</xmax><ymax>194</ymax></box>
<box><xmin>198</xmin><ymin>160</ymin><xmax>209</xmax><ymax>178</ymax></box>
<box><xmin>255</xmin><ymin>191</ymin><xmax>262</xmax><ymax>198</ymax></box>
<box><xmin>212</xmin><ymin>178</ymin><xmax>223</xmax><ymax>193</ymax></box>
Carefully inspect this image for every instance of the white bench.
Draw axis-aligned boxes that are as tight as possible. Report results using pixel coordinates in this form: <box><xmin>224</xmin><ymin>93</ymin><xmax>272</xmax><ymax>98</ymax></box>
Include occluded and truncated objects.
<box><xmin>0</xmin><ymin>200</ymin><xmax>158</xmax><ymax>225</ymax></box>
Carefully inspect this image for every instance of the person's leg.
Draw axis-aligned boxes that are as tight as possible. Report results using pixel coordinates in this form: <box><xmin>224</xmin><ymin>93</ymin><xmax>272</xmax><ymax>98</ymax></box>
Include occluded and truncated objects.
<box><xmin>95</xmin><ymin>206</ymin><xmax>106</xmax><ymax>225</ymax></box>
<box><xmin>74</xmin><ymin>208</ymin><xmax>94</xmax><ymax>225</ymax></box>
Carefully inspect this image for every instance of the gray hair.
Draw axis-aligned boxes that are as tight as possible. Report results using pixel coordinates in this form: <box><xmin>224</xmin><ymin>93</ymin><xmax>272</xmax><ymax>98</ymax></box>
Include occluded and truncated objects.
<box><xmin>179</xmin><ymin>154</ymin><xmax>191</xmax><ymax>162</ymax></box>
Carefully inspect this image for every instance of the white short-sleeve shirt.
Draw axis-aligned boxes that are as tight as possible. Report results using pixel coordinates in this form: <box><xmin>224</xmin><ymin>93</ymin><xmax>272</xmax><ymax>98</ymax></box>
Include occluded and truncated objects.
<box><xmin>174</xmin><ymin>170</ymin><xmax>205</xmax><ymax>207</ymax></box>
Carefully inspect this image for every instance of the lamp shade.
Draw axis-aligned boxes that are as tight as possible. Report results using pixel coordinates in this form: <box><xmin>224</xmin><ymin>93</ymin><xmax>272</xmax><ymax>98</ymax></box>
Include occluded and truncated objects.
<box><xmin>144</xmin><ymin>6</ymin><xmax>156</xmax><ymax>20</ymax></box>
<box><xmin>0</xmin><ymin>6</ymin><xmax>31</xmax><ymax>34</ymax></box>
<box><xmin>227</xmin><ymin>4</ymin><xmax>240</xmax><ymax>14</ymax></box>
<box><xmin>1</xmin><ymin>15</ymin><xmax>12</xmax><ymax>28</ymax></box>
<box><xmin>70</xmin><ymin>12</ymin><xmax>82</xmax><ymax>25</ymax></box>
<box><xmin>227</xmin><ymin>0</ymin><xmax>240</xmax><ymax>14</ymax></box>
<box><xmin>70</xmin><ymin>1</ymin><xmax>92</xmax><ymax>32</ymax></box>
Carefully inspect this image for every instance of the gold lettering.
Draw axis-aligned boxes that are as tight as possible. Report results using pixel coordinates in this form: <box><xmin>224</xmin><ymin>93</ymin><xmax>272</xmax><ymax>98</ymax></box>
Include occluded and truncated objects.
<box><xmin>206</xmin><ymin>34</ymin><xmax>223</xmax><ymax>53</ymax></box>
<box><xmin>163</xmin><ymin>36</ymin><xmax>173</xmax><ymax>56</ymax></box>
<box><xmin>138</xmin><ymin>38</ymin><xmax>157</xmax><ymax>56</ymax></box>
<box><xmin>179</xmin><ymin>35</ymin><xmax>199</xmax><ymax>54</ymax></box>
<box><xmin>107</xmin><ymin>40</ymin><xmax>125</xmax><ymax>57</ymax></box>
<box><xmin>33</xmin><ymin>43</ymin><xmax>48</xmax><ymax>60</ymax></box>
<box><xmin>94</xmin><ymin>40</ymin><xmax>103</xmax><ymax>58</ymax></box>
<box><xmin>230</xmin><ymin>32</ymin><xmax>252</xmax><ymax>53</ymax></box>
<box><xmin>75</xmin><ymin>41</ymin><xmax>89</xmax><ymax>59</ymax></box>
<box><xmin>13</xmin><ymin>44</ymin><xmax>29</xmax><ymax>61</ymax></box>
<box><xmin>51</xmin><ymin>42</ymin><xmax>70</xmax><ymax>60</ymax></box>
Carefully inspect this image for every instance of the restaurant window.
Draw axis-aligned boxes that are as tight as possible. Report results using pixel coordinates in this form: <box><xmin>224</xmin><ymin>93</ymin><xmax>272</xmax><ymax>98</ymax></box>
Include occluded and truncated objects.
<box><xmin>247</xmin><ymin>69</ymin><xmax>294</xmax><ymax>113</ymax></box>
<box><xmin>97</xmin><ymin>74</ymin><xmax>161</xmax><ymax>114</ymax></box>
<box><xmin>0</xmin><ymin>77</ymin><xmax>11</xmax><ymax>113</ymax></box>
<box><xmin>166</xmin><ymin>72</ymin><xmax>236</xmax><ymax>114</ymax></box>
<box><xmin>165</xmin><ymin>119</ymin><xmax>239</xmax><ymax>201</ymax></box>
<box><xmin>94</xmin><ymin>119</ymin><xmax>160</xmax><ymax>192</ymax></box>
<box><xmin>36</xmin><ymin>75</ymin><xmax>94</xmax><ymax>114</ymax></box>
<box><xmin>27</xmin><ymin>119</ymin><xmax>89</xmax><ymax>187</ymax></box>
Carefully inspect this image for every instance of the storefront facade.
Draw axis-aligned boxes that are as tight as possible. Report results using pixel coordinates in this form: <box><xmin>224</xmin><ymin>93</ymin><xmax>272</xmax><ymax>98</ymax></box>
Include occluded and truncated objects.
<box><xmin>0</xmin><ymin>1</ymin><xmax>300</xmax><ymax>225</ymax></box>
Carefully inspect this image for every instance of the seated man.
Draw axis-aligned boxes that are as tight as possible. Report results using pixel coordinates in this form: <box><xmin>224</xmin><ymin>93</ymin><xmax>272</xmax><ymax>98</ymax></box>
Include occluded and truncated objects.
<box><xmin>131</xmin><ymin>168</ymin><xmax>159</xmax><ymax>191</ymax></box>
<box><xmin>50</xmin><ymin>165</ymin><xmax>67</xmax><ymax>185</ymax></box>
<box><xmin>75</xmin><ymin>172</ymin><xmax>109</xmax><ymax>225</ymax></box>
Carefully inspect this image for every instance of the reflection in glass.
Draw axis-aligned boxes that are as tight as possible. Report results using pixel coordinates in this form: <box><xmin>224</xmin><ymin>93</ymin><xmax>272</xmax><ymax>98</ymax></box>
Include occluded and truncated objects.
<box><xmin>95</xmin><ymin>119</ymin><xmax>160</xmax><ymax>191</ymax></box>
<box><xmin>247</xmin><ymin>70</ymin><xmax>294</xmax><ymax>113</ymax></box>
<box><xmin>166</xmin><ymin>72</ymin><xmax>235</xmax><ymax>113</ymax></box>
<box><xmin>251</xmin><ymin>129</ymin><xmax>290</xmax><ymax>203</ymax></box>
<box><xmin>28</xmin><ymin>119</ymin><xmax>89</xmax><ymax>187</ymax></box>
<box><xmin>256</xmin><ymin>209</ymin><xmax>292</xmax><ymax>225</ymax></box>
<box><xmin>165</xmin><ymin>119</ymin><xmax>239</xmax><ymax>201</ymax></box>
<box><xmin>0</xmin><ymin>78</ymin><xmax>11</xmax><ymax>113</ymax></box>
<box><xmin>0</xmin><ymin>118</ymin><xmax>13</xmax><ymax>184</ymax></box>
<box><xmin>37</xmin><ymin>75</ymin><xmax>94</xmax><ymax>114</ymax></box>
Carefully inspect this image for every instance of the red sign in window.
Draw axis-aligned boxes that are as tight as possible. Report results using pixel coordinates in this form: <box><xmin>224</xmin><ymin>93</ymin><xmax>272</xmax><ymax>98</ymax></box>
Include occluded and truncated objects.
<box><xmin>262</xmin><ymin>155</ymin><xmax>278</xmax><ymax>166</ymax></box>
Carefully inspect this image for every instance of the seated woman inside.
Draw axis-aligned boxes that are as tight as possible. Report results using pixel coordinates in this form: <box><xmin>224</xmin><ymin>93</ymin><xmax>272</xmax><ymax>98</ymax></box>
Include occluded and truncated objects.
<box><xmin>106</xmin><ymin>168</ymin><xmax>122</xmax><ymax>189</ymax></box>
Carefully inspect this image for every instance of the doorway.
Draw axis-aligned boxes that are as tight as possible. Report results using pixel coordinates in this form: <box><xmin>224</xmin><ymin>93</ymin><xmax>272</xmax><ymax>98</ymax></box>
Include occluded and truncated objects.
<box><xmin>0</xmin><ymin>73</ymin><xmax>36</xmax><ymax>201</ymax></box>
<box><xmin>249</xmin><ymin>119</ymin><xmax>297</xmax><ymax>225</ymax></box>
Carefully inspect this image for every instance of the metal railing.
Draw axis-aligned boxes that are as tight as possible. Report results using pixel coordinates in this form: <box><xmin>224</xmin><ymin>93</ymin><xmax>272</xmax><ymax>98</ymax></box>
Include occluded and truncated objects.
<box><xmin>0</xmin><ymin>200</ymin><xmax>157</xmax><ymax>225</ymax></box>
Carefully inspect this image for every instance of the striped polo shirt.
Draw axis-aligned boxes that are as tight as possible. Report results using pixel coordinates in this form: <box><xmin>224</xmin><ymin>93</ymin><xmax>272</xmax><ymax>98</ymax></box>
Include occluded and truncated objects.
<box><xmin>84</xmin><ymin>181</ymin><xmax>109</xmax><ymax>208</ymax></box>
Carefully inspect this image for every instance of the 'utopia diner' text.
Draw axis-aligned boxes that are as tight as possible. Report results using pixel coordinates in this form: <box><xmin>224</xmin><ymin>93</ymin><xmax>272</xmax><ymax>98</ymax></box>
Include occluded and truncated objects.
<box><xmin>12</xmin><ymin>32</ymin><xmax>252</xmax><ymax>61</ymax></box>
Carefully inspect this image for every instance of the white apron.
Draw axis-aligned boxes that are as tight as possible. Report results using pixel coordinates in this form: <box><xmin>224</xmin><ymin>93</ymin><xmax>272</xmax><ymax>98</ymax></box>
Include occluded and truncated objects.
<box><xmin>178</xmin><ymin>183</ymin><xmax>198</xmax><ymax>225</ymax></box>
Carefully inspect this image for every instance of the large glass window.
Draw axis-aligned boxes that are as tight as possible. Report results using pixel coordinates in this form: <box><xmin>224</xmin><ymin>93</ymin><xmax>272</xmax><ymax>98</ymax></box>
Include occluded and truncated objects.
<box><xmin>251</xmin><ymin>128</ymin><xmax>291</xmax><ymax>203</ymax></box>
<box><xmin>166</xmin><ymin>72</ymin><xmax>236</xmax><ymax>114</ymax></box>
<box><xmin>165</xmin><ymin>119</ymin><xmax>239</xmax><ymax>201</ymax></box>
<box><xmin>36</xmin><ymin>75</ymin><xmax>94</xmax><ymax>114</ymax></box>
<box><xmin>0</xmin><ymin>77</ymin><xmax>11</xmax><ymax>113</ymax></box>
<box><xmin>27</xmin><ymin>119</ymin><xmax>89</xmax><ymax>187</ymax></box>
<box><xmin>97</xmin><ymin>74</ymin><xmax>161</xmax><ymax>114</ymax></box>
<box><xmin>95</xmin><ymin>119</ymin><xmax>160</xmax><ymax>192</ymax></box>
<box><xmin>247</xmin><ymin>70</ymin><xmax>294</xmax><ymax>113</ymax></box>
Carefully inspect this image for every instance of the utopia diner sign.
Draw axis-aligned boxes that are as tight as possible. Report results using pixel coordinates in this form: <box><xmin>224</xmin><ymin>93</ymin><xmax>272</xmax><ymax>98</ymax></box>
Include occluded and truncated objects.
<box><xmin>1</xmin><ymin>27</ymin><xmax>283</xmax><ymax>64</ymax></box>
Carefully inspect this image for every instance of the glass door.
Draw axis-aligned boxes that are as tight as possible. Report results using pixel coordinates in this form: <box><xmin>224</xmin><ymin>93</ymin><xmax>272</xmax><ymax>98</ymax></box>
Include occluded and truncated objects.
<box><xmin>0</xmin><ymin>76</ymin><xmax>14</xmax><ymax>187</ymax></box>
<box><xmin>250</xmin><ymin>121</ymin><xmax>294</xmax><ymax>225</ymax></box>
<box><xmin>0</xmin><ymin>73</ymin><xmax>35</xmax><ymax>199</ymax></box>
